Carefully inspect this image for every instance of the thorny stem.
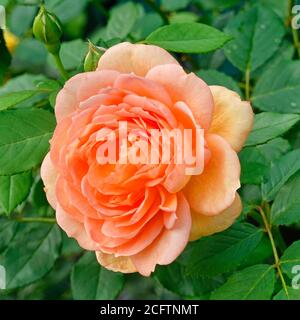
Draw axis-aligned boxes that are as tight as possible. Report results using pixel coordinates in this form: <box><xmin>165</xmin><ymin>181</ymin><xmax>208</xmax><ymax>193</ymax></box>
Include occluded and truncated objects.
<box><xmin>257</xmin><ymin>205</ymin><xmax>289</xmax><ymax>299</ymax></box>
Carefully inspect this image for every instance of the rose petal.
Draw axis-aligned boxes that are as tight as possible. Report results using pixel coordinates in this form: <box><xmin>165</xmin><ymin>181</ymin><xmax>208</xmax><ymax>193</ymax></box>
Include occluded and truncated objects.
<box><xmin>184</xmin><ymin>134</ymin><xmax>240</xmax><ymax>216</ymax></box>
<box><xmin>40</xmin><ymin>153</ymin><xmax>58</xmax><ymax>209</ymax></box>
<box><xmin>146</xmin><ymin>64</ymin><xmax>214</xmax><ymax>130</ymax></box>
<box><xmin>96</xmin><ymin>251</ymin><xmax>137</xmax><ymax>273</ymax></box>
<box><xmin>56</xmin><ymin>204</ymin><xmax>98</xmax><ymax>250</ymax></box>
<box><xmin>97</xmin><ymin>42</ymin><xmax>178</xmax><ymax>76</ymax></box>
<box><xmin>189</xmin><ymin>193</ymin><xmax>242</xmax><ymax>241</ymax></box>
<box><xmin>131</xmin><ymin>193</ymin><xmax>191</xmax><ymax>276</ymax></box>
<box><xmin>209</xmin><ymin>86</ymin><xmax>254</xmax><ymax>152</ymax></box>
<box><xmin>55</xmin><ymin>70</ymin><xmax>119</xmax><ymax>122</ymax></box>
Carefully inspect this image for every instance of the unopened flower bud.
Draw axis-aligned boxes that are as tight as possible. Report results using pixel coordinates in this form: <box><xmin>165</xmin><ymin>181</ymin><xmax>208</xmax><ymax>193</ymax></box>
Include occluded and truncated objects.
<box><xmin>84</xmin><ymin>41</ymin><xmax>105</xmax><ymax>72</ymax></box>
<box><xmin>33</xmin><ymin>6</ymin><xmax>62</xmax><ymax>55</ymax></box>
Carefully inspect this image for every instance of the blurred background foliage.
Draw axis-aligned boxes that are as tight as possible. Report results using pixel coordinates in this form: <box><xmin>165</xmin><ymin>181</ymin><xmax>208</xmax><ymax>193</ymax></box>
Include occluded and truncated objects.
<box><xmin>1</xmin><ymin>0</ymin><xmax>300</xmax><ymax>300</ymax></box>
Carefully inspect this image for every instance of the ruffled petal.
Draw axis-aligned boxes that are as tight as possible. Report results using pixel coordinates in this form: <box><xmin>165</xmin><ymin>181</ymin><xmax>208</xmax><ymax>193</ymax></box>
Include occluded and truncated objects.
<box><xmin>96</xmin><ymin>251</ymin><xmax>137</xmax><ymax>273</ymax></box>
<box><xmin>209</xmin><ymin>86</ymin><xmax>254</xmax><ymax>152</ymax></box>
<box><xmin>131</xmin><ymin>193</ymin><xmax>191</xmax><ymax>276</ymax></box>
<box><xmin>189</xmin><ymin>193</ymin><xmax>242</xmax><ymax>241</ymax></box>
<box><xmin>55</xmin><ymin>70</ymin><xmax>119</xmax><ymax>122</ymax></box>
<box><xmin>184</xmin><ymin>134</ymin><xmax>240</xmax><ymax>216</ymax></box>
<box><xmin>40</xmin><ymin>153</ymin><xmax>58</xmax><ymax>209</ymax></box>
<box><xmin>146</xmin><ymin>64</ymin><xmax>214</xmax><ymax>130</ymax></box>
<box><xmin>56</xmin><ymin>204</ymin><xmax>98</xmax><ymax>251</ymax></box>
<box><xmin>97</xmin><ymin>42</ymin><xmax>178</xmax><ymax>76</ymax></box>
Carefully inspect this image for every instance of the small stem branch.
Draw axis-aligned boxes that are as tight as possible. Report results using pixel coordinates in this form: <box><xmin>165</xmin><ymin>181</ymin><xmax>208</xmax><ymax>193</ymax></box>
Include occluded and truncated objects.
<box><xmin>14</xmin><ymin>217</ymin><xmax>56</xmax><ymax>224</ymax></box>
<box><xmin>292</xmin><ymin>27</ymin><xmax>300</xmax><ymax>59</ymax></box>
<box><xmin>257</xmin><ymin>206</ymin><xmax>289</xmax><ymax>299</ymax></box>
<box><xmin>144</xmin><ymin>0</ymin><xmax>169</xmax><ymax>25</ymax></box>
<box><xmin>245</xmin><ymin>67</ymin><xmax>251</xmax><ymax>101</ymax></box>
<box><xmin>52</xmin><ymin>53</ymin><xmax>69</xmax><ymax>81</ymax></box>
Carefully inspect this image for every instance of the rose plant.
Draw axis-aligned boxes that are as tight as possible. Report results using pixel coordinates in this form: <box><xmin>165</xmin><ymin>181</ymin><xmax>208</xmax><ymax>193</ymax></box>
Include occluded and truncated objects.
<box><xmin>0</xmin><ymin>0</ymin><xmax>300</xmax><ymax>300</ymax></box>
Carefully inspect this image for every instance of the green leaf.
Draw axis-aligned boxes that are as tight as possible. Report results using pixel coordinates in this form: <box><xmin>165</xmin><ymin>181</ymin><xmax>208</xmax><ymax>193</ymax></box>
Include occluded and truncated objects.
<box><xmin>262</xmin><ymin>149</ymin><xmax>300</xmax><ymax>201</ymax></box>
<box><xmin>238</xmin><ymin>235</ymin><xmax>273</xmax><ymax>269</ymax></box>
<box><xmin>195</xmin><ymin>0</ymin><xmax>240</xmax><ymax>10</ymax></box>
<box><xmin>271</xmin><ymin>172</ymin><xmax>300</xmax><ymax>226</ymax></box>
<box><xmin>253</xmin><ymin>41</ymin><xmax>294</xmax><ymax>79</ymax></box>
<box><xmin>71</xmin><ymin>252</ymin><xmax>124</xmax><ymax>300</ymax></box>
<box><xmin>35</xmin><ymin>79</ymin><xmax>61</xmax><ymax>92</ymax></box>
<box><xmin>0</xmin><ymin>219</ymin><xmax>17</xmax><ymax>253</ymax></box>
<box><xmin>155</xmin><ymin>260</ymin><xmax>224</xmax><ymax>299</ymax></box>
<box><xmin>0</xmin><ymin>171</ymin><xmax>32</xmax><ymax>215</ymax></box>
<box><xmin>0</xmin><ymin>91</ymin><xmax>37</xmax><ymax>111</ymax></box>
<box><xmin>45</xmin><ymin>0</ymin><xmax>89</xmax><ymax>24</ymax></box>
<box><xmin>8</xmin><ymin>5</ymin><xmax>36</xmax><ymax>36</ymax></box>
<box><xmin>196</xmin><ymin>69</ymin><xmax>241</xmax><ymax>95</ymax></box>
<box><xmin>280</xmin><ymin>240</ymin><xmax>300</xmax><ymax>279</ymax></box>
<box><xmin>252</xmin><ymin>61</ymin><xmax>300</xmax><ymax>113</ymax></box>
<box><xmin>240</xmin><ymin>138</ymin><xmax>290</xmax><ymax>185</ymax></box>
<box><xmin>145</xmin><ymin>23</ymin><xmax>232</xmax><ymax>53</ymax></box>
<box><xmin>0</xmin><ymin>74</ymin><xmax>47</xmax><ymax>108</ymax></box>
<box><xmin>251</xmin><ymin>0</ymin><xmax>289</xmax><ymax>22</ymax></box>
<box><xmin>224</xmin><ymin>5</ymin><xmax>285</xmax><ymax>72</ymax></box>
<box><xmin>12</xmin><ymin>39</ymin><xmax>47</xmax><ymax>73</ymax></box>
<box><xmin>245</xmin><ymin>113</ymin><xmax>300</xmax><ymax>147</ymax></box>
<box><xmin>169</xmin><ymin>12</ymin><xmax>199</xmax><ymax>24</ymax></box>
<box><xmin>211</xmin><ymin>264</ymin><xmax>275</xmax><ymax>300</ymax></box>
<box><xmin>51</xmin><ymin>39</ymin><xmax>87</xmax><ymax>71</ymax></box>
<box><xmin>106</xmin><ymin>2</ymin><xmax>142</xmax><ymax>39</ymax></box>
<box><xmin>161</xmin><ymin>0</ymin><xmax>192</xmax><ymax>11</ymax></box>
<box><xmin>0</xmin><ymin>109</ymin><xmax>56</xmax><ymax>175</ymax></box>
<box><xmin>0</xmin><ymin>223</ymin><xmax>62</xmax><ymax>289</ymax></box>
<box><xmin>274</xmin><ymin>287</ymin><xmax>300</xmax><ymax>300</ymax></box>
<box><xmin>186</xmin><ymin>223</ymin><xmax>263</xmax><ymax>277</ymax></box>
<box><xmin>131</xmin><ymin>13</ymin><xmax>163</xmax><ymax>41</ymax></box>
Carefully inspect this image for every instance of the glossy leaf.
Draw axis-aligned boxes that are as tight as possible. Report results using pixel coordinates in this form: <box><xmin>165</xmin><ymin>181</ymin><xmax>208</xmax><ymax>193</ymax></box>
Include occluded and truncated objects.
<box><xmin>186</xmin><ymin>223</ymin><xmax>263</xmax><ymax>277</ymax></box>
<box><xmin>0</xmin><ymin>171</ymin><xmax>32</xmax><ymax>215</ymax></box>
<box><xmin>71</xmin><ymin>252</ymin><xmax>124</xmax><ymax>300</ymax></box>
<box><xmin>211</xmin><ymin>264</ymin><xmax>275</xmax><ymax>300</ymax></box>
<box><xmin>0</xmin><ymin>109</ymin><xmax>56</xmax><ymax>175</ymax></box>
<box><xmin>145</xmin><ymin>23</ymin><xmax>232</xmax><ymax>53</ymax></box>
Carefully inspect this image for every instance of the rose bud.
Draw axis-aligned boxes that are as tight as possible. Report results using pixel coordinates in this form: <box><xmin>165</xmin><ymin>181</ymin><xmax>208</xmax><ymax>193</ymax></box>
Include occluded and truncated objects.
<box><xmin>33</xmin><ymin>5</ymin><xmax>62</xmax><ymax>55</ymax></box>
<box><xmin>84</xmin><ymin>41</ymin><xmax>106</xmax><ymax>72</ymax></box>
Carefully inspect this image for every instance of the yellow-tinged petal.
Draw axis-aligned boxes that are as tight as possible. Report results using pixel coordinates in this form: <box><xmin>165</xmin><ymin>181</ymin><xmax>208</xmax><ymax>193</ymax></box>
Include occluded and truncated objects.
<box><xmin>97</xmin><ymin>42</ymin><xmax>178</xmax><ymax>76</ymax></box>
<box><xmin>96</xmin><ymin>251</ymin><xmax>137</xmax><ymax>274</ymax></box>
<box><xmin>184</xmin><ymin>134</ymin><xmax>240</xmax><ymax>216</ymax></box>
<box><xmin>189</xmin><ymin>193</ymin><xmax>242</xmax><ymax>241</ymax></box>
<box><xmin>209</xmin><ymin>86</ymin><xmax>254</xmax><ymax>152</ymax></box>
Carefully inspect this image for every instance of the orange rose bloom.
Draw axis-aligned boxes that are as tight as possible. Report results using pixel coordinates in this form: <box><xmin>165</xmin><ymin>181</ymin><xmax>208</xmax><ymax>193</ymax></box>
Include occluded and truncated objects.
<box><xmin>41</xmin><ymin>42</ymin><xmax>253</xmax><ymax>276</ymax></box>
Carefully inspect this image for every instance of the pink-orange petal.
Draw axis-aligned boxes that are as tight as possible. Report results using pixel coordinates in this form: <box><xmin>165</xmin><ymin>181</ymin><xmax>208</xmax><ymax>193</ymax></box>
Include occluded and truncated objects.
<box><xmin>56</xmin><ymin>204</ymin><xmax>99</xmax><ymax>251</ymax></box>
<box><xmin>97</xmin><ymin>42</ymin><xmax>178</xmax><ymax>76</ymax></box>
<box><xmin>40</xmin><ymin>153</ymin><xmax>58</xmax><ymax>209</ymax></box>
<box><xmin>96</xmin><ymin>251</ymin><xmax>137</xmax><ymax>273</ymax></box>
<box><xmin>146</xmin><ymin>64</ymin><xmax>214</xmax><ymax>130</ymax></box>
<box><xmin>209</xmin><ymin>86</ymin><xmax>254</xmax><ymax>152</ymax></box>
<box><xmin>131</xmin><ymin>193</ymin><xmax>191</xmax><ymax>276</ymax></box>
<box><xmin>184</xmin><ymin>134</ymin><xmax>240</xmax><ymax>216</ymax></box>
<box><xmin>189</xmin><ymin>193</ymin><xmax>242</xmax><ymax>241</ymax></box>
